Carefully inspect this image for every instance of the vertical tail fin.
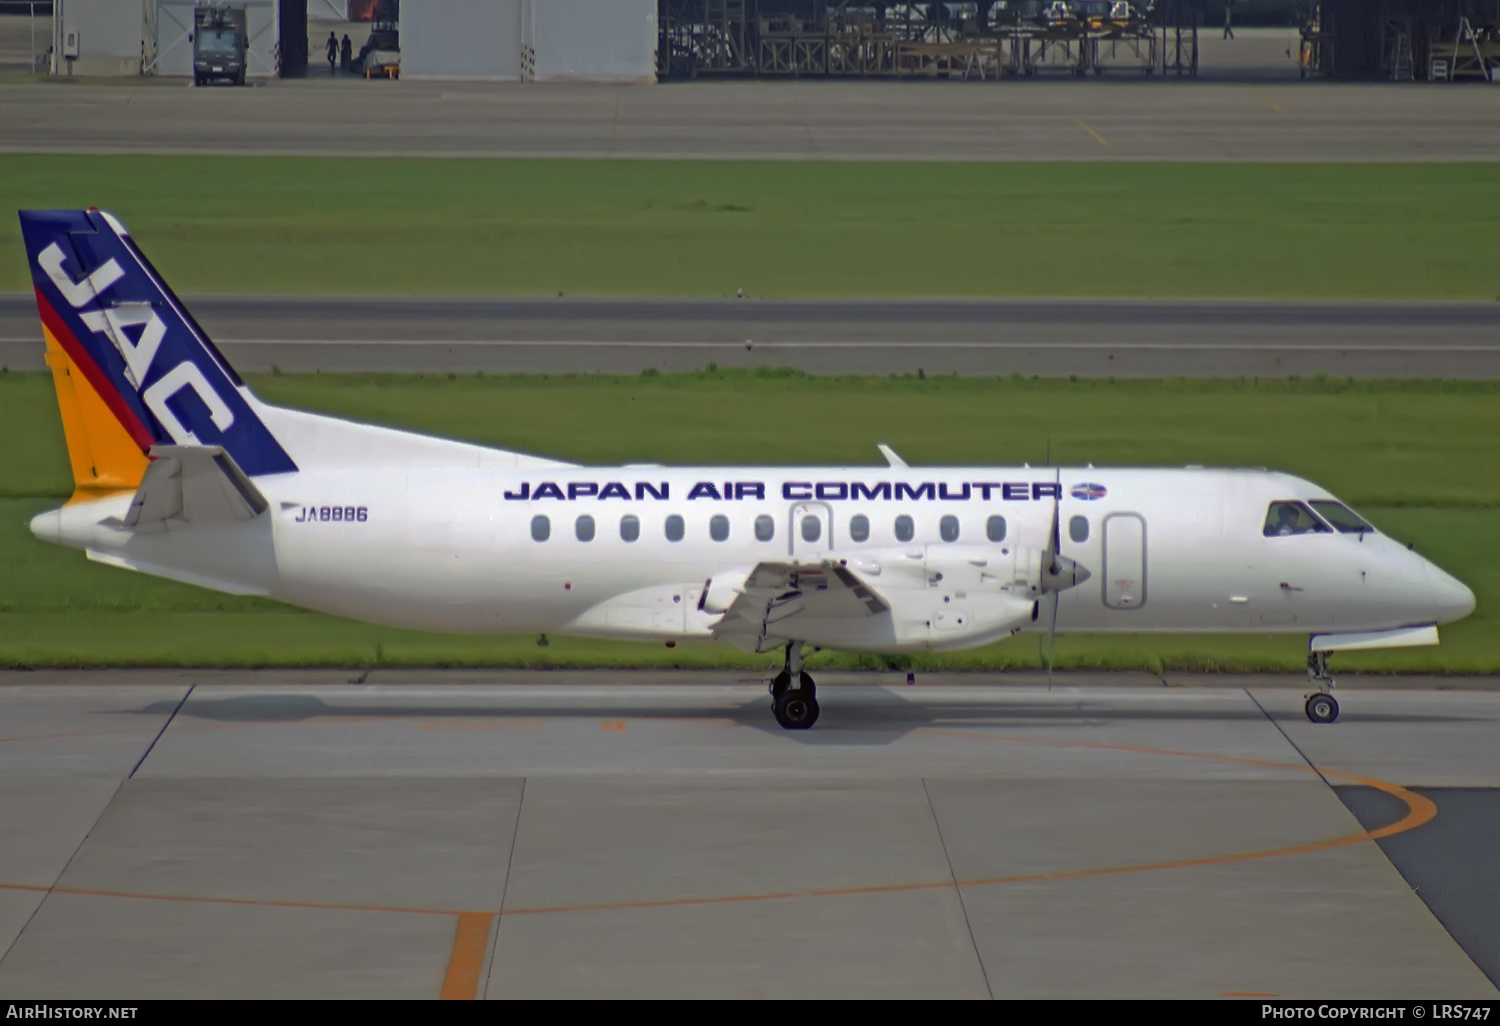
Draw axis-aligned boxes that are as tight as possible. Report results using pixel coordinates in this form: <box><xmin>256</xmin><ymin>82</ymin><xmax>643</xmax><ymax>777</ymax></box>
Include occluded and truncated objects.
<box><xmin>19</xmin><ymin>209</ymin><xmax>297</xmax><ymax>501</ymax></box>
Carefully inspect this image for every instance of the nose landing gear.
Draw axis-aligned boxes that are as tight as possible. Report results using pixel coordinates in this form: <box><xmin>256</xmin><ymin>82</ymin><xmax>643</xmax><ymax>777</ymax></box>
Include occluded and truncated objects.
<box><xmin>1304</xmin><ymin>650</ymin><xmax>1339</xmax><ymax>723</ymax></box>
<box><xmin>770</xmin><ymin>642</ymin><xmax>819</xmax><ymax>730</ymax></box>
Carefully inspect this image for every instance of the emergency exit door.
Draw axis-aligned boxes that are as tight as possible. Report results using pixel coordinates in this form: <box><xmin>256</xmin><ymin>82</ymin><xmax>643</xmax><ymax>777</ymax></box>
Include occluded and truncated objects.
<box><xmin>1102</xmin><ymin>513</ymin><xmax>1146</xmax><ymax>609</ymax></box>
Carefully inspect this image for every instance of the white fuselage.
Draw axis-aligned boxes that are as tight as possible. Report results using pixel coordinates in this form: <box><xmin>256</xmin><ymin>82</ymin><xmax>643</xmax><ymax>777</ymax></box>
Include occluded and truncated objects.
<box><xmin>34</xmin><ymin>455</ymin><xmax>1476</xmax><ymax>655</ymax></box>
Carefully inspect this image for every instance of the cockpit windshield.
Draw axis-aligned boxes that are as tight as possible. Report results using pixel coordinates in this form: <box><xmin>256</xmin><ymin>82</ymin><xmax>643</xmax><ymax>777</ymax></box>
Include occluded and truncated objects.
<box><xmin>1263</xmin><ymin>501</ymin><xmax>1332</xmax><ymax>537</ymax></box>
<box><xmin>1309</xmin><ymin>500</ymin><xmax>1376</xmax><ymax>535</ymax></box>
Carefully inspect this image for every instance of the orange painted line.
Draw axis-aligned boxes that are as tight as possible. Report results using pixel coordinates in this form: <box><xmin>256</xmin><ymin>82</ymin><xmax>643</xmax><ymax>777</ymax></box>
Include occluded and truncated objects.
<box><xmin>1073</xmin><ymin>118</ymin><xmax>1111</xmax><ymax>149</ymax></box>
<box><xmin>440</xmin><ymin>913</ymin><xmax>493</xmax><ymax>1000</ymax></box>
<box><xmin>912</xmin><ymin>728</ymin><xmax>1438</xmax><ymax>838</ymax></box>
<box><xmin>0</xmin><ymin>726</ymin><xmax>161</xmax><ymax>746</ymax></box>
<box><xmin>0</xmin><ymin>879</ymin><xmax>469</xmax><ymax>918</ymax></box>
<box><xmin>496</xmin><ymin>732</ymin><xmax>1435</xmax><ymax>918</ymax></box>
<box><xmin>1243</xmin><ymin>86</ymin><xmax>1284</xmax><ymax>112</ymax></box>
<box><xmin>0</xmin><ymin>726</ymin><xmax>1434</xmax><ymax>936</ymax></box>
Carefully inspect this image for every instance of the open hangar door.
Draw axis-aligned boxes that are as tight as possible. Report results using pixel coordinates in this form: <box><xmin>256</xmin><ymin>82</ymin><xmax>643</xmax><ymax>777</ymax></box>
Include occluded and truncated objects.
<box><xmin>148</xmin><ymin>0</ymin><xmax>279</xmax><ymax>77</ymax></box>
<box><xmin>279</xmin><ymin>0</ymin><xmax>306</xmax><ymax>76</ymax></box>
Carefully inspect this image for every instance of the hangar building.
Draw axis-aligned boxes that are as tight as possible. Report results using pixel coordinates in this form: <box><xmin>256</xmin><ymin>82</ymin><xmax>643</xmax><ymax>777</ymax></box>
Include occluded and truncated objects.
<box><xmin>38</xmin><ymin>0</ymin><xmax>1500</xmax><ymax>82</ymax></box>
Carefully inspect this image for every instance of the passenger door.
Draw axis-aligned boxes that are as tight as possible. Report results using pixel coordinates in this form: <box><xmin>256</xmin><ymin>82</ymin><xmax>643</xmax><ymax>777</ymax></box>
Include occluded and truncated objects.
<box><xmin>1102</xmin><ymin>513</ymin><xmax>1147</xmax><ymax>610</ymax></box>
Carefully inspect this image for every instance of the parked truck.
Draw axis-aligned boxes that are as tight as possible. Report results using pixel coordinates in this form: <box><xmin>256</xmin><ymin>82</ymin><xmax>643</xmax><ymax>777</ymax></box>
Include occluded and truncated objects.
<box><xmin>193</xmin><ymin>5</ymin><xmax>247</xmax><ymax>86</ymax></box>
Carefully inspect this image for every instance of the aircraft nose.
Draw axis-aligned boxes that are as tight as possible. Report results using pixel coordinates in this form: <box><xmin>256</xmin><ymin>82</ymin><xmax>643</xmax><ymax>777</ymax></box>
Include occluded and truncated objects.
<box><xmin>1426</xmin><ymin>563</ymin><xmax>1476</xmax><ymax>624</ymax></box>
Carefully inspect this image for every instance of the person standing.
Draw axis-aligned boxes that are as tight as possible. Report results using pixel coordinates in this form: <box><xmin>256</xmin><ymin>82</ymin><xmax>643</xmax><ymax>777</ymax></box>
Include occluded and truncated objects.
<box><xmin>1223</xmin><ymin>0</ymin><xmax>1234</xmax><ymax>39</ymax></box>
<box><xmin>340</xmin><ymin>34</ymin><xmax>353</xmax><ymax>73</ymax></box>
<box><xmin>326</xmin><ymin>31</ymin><xmax>338</xmax><ymax>74</ymax></box>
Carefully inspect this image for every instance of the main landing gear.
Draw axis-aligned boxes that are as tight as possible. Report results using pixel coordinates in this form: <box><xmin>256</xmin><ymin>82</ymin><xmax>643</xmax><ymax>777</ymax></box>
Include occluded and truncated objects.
<box><xmin>770</xmin><ymin>642</ymin><xmax>819</xmax><ymax>730</ymax></box>
<box><xmin>1305</xmin><ymin>650</ymin><xmax>1339</xmax><ymax>724</ymax></box>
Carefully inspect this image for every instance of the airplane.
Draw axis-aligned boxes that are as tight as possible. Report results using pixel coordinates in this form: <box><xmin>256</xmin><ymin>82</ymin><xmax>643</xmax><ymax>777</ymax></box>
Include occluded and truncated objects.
<box><xmin>19</xmin><ymin>209</ymin><xmax>1476</xmax><ymax>729</ymax></box>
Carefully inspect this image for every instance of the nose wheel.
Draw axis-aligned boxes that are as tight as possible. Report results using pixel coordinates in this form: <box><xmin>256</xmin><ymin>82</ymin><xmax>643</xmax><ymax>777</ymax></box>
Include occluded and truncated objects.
<box><xmin>1304</xmin><ymin>650</ymin><xmax>1339</xmax><ymax>723</ymax></box>
<box><xmin>770</xmin><ymin>644</ymin><xmax>820</xmax><ymax>730</ymax></box>
<box><xmin>1305</xmin><ymin>691</ymin><xmax>1339</xmax><ymax>724</ymax></box>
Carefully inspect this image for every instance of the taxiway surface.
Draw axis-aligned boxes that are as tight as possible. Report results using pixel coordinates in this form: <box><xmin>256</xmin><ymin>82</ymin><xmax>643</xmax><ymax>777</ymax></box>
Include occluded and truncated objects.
<box><xmin>2</xmin><ymin>78</ymin><xmax>1499</xmax><ymax>162</ymax></box>
<box><xmin>1</xmin><ymin>672</ymin><xmax>1497</xmax><ymax>999</ymax></box>
<box><xmin>4</xmin><ymin>294</ymin><xmax>1498</xmax><ymax>378</ymax></box>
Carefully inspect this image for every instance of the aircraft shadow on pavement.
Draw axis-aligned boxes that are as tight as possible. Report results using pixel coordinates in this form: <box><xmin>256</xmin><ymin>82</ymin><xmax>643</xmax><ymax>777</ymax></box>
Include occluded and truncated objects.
<box><xmin>126</xmin><ymin>689</ymin><xmax>1487</xmax><ymax>746</ymax></box>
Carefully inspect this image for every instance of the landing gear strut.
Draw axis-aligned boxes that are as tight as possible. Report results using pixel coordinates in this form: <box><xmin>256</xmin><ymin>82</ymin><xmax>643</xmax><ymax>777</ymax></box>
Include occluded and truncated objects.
<box><xmin>771</xmin><ymin>642</ymin><xmax>819</xmax><ymax>730</ymax></box>
<box><xmin>1305</xmin><ymin>650</ymin><xmax>1339</xmax><ymax>724</ymax></box>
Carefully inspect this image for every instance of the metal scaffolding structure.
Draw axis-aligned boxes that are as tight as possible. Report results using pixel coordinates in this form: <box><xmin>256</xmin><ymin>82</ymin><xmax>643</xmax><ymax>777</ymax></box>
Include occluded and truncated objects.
<box><xmin>660</xmin><ymin>0</ymin><xmax>1498</xmax><ymax>80</ymax></box>
<box><xmin>1300</xmin><ymin>0</ymin><xmax>1498</xmax><ymax>79</ymax></box>
<box><xmin>661</xmin><ymin>1</ymin><xmax>1184</xmax><ymax>79</ymax></box>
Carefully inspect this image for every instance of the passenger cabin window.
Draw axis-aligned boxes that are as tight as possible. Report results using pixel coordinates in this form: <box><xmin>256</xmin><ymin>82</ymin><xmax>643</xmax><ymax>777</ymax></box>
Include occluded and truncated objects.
<box><xmin>665</xmin><ymin>514</ymin><xmax>685</xmax><ymax>542</ymax></box>
<box><xmin>849</xmin><ymin>514</ymin><xmax>870</xmax><ymax>543</ymax></box>
<box><xmin>940</xmin><ymin>515</ymin><xmax>960</xmax><ymax>542</ymax></box>
<box><xmin>986</xmin><ymin>515</ymin><xmax>1007</xmax><ymax>542</ymax></box>
<box><xmin>754</xmin><ymin>515</ymin><xmax>775</xmax><ymax>542</ymax></box>
<box><xmin>894</xmin><ymin>515</ymin><xmax>914</xmax><ymax>543</ymax></box>
<box><xmin>530</xmin><ymin>515</ymin><xmax>550</xmax><ymax>542</ymax></box>
<box><xmin>710</xmin><ymin>514</ymin><xmax>730</xmax><ymax>542</ymax></box>
<box><xmin>620</xmin><ymin>514</ymin><xmax>640</xmax><ymax>542</ymax></box>
<box><xmin>1263</xmin><ymin>501</ymin><xmax>1332</xmax><ymax>537</ymax></box>
<box><xmin>575</xmin><ymin>514</ymin><xmax>595</xmax><ymax>542</ymax></box>
<box><xmin>1069</xmin><ymin>516</ymin><xmax>1089</xmax><ymax>543</ymax></box>
<box><xmin>801</xmin><ymin>515</ymin><xmax>822</xmax><ymax>543</ymax></box>
<box><xmin>1310</xmin><ymin>501</ymin><xmax>1375</xmax><ymax>535</ymax></box>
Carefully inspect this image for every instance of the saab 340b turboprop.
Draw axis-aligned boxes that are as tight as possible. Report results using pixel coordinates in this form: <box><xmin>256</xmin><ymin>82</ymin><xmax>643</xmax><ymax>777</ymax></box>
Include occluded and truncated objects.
<box><xmin>19</xmin><ymin>210</ymin><xmax>1476</xmax><ymax>728</ymax></box>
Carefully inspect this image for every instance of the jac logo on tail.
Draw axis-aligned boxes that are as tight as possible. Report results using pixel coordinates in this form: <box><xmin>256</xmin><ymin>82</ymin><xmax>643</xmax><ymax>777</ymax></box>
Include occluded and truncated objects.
<box><xmin>40</xmin><ymin>242</ymin><xmax>234</xmax><ymax>443</ymax></box>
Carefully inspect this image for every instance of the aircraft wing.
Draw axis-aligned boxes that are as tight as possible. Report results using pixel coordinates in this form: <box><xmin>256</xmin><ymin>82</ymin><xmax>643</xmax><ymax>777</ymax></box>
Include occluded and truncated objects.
<box><xmin>123</xmin><ymin>445</ymin><xmax>269</xmax><ymax>531</ymax></box>
<box><xmin>709</xmin><ymin>560</ymin><xmax>889</xmax><ymax>647</ymax></box>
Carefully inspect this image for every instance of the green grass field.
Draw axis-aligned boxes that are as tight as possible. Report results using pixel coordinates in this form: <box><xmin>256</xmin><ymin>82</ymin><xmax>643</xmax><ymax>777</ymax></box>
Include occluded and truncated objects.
<box><xmin>0</xmin><ymin>370</ymin><xmax>1493</xmax><ymax>672</ymax></box>
<box><xmin>2</xmin><ymin>156</ymin><xmax>1498</xmax><ymax>299</ymax></box>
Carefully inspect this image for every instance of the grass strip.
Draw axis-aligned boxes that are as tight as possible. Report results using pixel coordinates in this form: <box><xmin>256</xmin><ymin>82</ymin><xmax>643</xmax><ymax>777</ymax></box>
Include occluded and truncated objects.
<box><xmin>1</xmin><ymin>156</ymin><xmax>1498</xmax><ymax>299</ymax></box>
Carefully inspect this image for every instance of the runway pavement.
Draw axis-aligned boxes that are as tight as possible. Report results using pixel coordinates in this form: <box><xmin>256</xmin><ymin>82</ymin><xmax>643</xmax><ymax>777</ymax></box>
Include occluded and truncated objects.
<box><xmin>2</xmin><ymin>76</ymin><xmax>1499</xmax><ymax>162</ymax></box>
<box><xmin>0</xmin><ymin>671</ymin><xmax>1496</xmax><ymax>999</ymax></box>
<box><xmin>5</xmin><ymin>293</ymin><xmax>1499</xmax><ymax>377</ymax></box>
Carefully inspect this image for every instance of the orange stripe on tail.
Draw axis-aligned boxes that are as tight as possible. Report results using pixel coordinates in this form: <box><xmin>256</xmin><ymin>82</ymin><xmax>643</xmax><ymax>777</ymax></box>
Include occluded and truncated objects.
<box><xmin>42</xmin><ymin>324</ymin><xmax>148</xmax><ymax>504</ymax></box>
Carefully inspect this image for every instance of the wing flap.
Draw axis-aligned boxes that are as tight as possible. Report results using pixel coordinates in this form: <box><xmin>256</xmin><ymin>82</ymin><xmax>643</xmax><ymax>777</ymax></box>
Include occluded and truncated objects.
<box><xmin>711</xmin><ymin>560</ymin><xmax>890</xmax><ymax>646</ymax></box>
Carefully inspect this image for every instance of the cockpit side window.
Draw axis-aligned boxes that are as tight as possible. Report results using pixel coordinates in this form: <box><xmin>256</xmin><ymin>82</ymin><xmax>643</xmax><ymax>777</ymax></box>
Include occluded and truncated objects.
<box><xmin>1263</xmin><ymin>501</ymin><xmax>1332</xmax><ymax>537</ymax></box>
<box><xmin>1309</xmin><ymin>501</ymin><xmax>1376</xmax><ymax>535</ymax></box>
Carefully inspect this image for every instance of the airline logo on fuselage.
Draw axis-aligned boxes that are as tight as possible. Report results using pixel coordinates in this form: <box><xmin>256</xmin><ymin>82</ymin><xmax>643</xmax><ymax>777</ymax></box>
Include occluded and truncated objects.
<box><xmin>503</xmin><ymin>480</ymin><xmax>1072</xmax><ymax>502</ymax></box>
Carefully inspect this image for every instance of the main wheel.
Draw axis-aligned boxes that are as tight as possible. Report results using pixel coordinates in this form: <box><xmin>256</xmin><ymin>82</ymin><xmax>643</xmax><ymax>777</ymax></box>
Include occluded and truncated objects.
<box><xmin>773</xmin><ymin>689</ymin><xmax>820</xmax><ymax>730</ymax></box>
<box><xmin>798</xmin><ymin>671</ymin><xmax>816</xmax><ymax>697</ymax></box>
<box><xmin>1305</xmin><ymin>692</ymin><xmax>1339</xmax><ymax>724</ymax></box>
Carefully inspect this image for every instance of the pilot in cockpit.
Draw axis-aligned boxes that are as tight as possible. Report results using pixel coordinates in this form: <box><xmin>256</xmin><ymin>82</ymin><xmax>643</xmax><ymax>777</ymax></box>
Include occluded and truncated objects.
<box><xmin>1265</xmin><ymin>501</ymin><xmax>1326</xmax><ymax>537</ymax></box>
<box><xmin>1270</xmin><ymin>503</ymin><xmax>1301</xmax><ymax>536</ymax></box>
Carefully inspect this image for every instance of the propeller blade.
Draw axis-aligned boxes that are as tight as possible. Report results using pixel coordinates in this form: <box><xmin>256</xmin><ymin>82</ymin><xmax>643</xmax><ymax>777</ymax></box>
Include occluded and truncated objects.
<box><xmin>1041</xmin><ymin>496</ymin><xmax>1060</xmax><ymax>576</ymax></box>
<box><xmin>1046</xmin><ymin>591</ymin><xmax>1059</xmax><ymax>691</ymax></box>
<box><xmin>1046</xmin><ymin>464</ymin><xmax>1060</xmax><ymax>690</ymax></box>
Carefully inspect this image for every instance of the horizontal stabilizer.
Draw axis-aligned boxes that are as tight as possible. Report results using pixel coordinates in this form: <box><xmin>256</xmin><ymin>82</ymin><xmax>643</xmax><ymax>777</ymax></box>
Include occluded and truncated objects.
<box><xmin>124</xmin><ymin>445</ymin><xmax>268</xmax><ymax>531</ymax></box>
